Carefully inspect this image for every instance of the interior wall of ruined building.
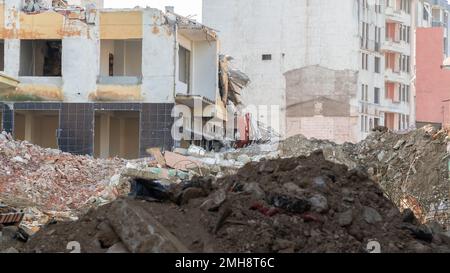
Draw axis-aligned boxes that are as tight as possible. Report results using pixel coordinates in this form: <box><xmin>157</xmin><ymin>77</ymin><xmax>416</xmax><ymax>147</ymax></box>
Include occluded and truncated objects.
<box><xmin>13</xmin><ymin>110</ymin><xmax>59</xmax><ymax>149</ymax></box>
<box><xmin>19</xmin><ymin>40</ymin><xmax>62</xmax><ymax>77</ymax></box>
<box><xmin>94</xmin><ymin>111</ymin><xmax>140</xmax><ymax>159</ymax></box>
<box><xmin>99</xmin><ymin>39</ymin><xmax>142</xmax><ymax>77</ymax></box>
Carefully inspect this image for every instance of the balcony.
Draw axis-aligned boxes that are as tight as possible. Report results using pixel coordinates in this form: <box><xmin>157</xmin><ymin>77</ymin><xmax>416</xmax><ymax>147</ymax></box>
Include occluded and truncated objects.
<box><xmin>385</xmin><ymin>6</ymin><xmax>410</xmax><ymax>24</ymax></box>
<box><xmin>385</xmin><ymin>68</ymin><xmax>409</xmax><ymax>84</ymax></box>
<box><xmin>381</xmin><ymin>39</ymin><xmax>410</xmax><ymax>54</ymax></box>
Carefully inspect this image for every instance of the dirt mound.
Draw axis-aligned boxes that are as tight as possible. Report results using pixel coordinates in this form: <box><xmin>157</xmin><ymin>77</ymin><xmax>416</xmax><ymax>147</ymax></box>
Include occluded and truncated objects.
<box><xmin>280</xmin><ymin>126</ymin><xmax>450</xmax><ymax>229</ymax></box>
<box><xmin>20</xmin><ymin>151</ymin><xmax>450</xmax><ymax>253</ymax></box>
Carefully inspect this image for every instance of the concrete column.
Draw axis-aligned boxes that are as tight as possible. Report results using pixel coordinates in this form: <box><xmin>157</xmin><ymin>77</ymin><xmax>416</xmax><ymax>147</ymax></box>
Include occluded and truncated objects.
<box><xmin>24</xmin><ymin>113</ymin><xmax>33</xmax><ymax>142</ymax></box>
<box><xmin>99</xmin><ymin>113</ymin><xmax>111</xmax><ymax>158</ymax></box>
<box><xmin>119</xmin><ymin>117</ymin><xmax>126</xmax><ymax>157</ymax></box>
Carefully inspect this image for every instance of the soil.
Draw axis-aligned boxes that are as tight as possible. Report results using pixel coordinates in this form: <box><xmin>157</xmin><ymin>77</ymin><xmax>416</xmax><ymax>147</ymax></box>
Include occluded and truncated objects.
<box><xmin>19</xmin><ymin>151</ymin><xmax>450</xmax><ymax>253</ymax></box>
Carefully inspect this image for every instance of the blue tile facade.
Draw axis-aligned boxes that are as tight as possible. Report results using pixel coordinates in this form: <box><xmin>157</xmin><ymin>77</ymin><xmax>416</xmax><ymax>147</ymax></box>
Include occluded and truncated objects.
<box><xmin>0</xmin><ymin>102</ymin><xmax>175</xmax><ymax>158</ymax></box>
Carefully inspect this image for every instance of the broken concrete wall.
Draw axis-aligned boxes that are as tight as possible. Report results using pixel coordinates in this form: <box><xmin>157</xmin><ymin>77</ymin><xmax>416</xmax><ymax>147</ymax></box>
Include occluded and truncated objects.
<box><xmin>284</xmin><ymin>65</ymin><xmax>359</xmax><ymax>143</ymax></box>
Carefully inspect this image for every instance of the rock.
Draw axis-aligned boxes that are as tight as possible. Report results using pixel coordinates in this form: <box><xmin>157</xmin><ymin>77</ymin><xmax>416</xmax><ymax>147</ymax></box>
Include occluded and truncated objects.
<box><xmin>377</xmin><ymin>151</ymin><xmax>385</xmax><ymax>162</ymax></box>
<box><xmin>180</xmin><ymin>187</ymin><xmax>207</xmax><ymax>205</ymax></box>
<box><xmin>106</xmin><ymin>242</ymin><xmax>130</xmax><ymax>253</ymax></box>
<box><xmin>237</xmin><ymin>154</ymin><xmax>251</xmax><ymax>165</ymax></box>
<box><xmin>270</xmin><ymin>194</ymin><xmax>311</xmax><ymax>214</ymax></box>
<box><xmin>401</xmin><ymin>209</ymin><xmax>417</xmax><ymax>224</ymax></box>
<box><xmin>401</xmin><ymin>223</ymin><xmax>433</xmax><ymax>243</ymax></box>
<box><xmin>11</xmin><ymin>156</ymin><xmax>28</xmax><ymax>164</ymax></box>
<box><xmin>338</xmin><ymin>209</ymin><xmax>353</xmax><ymax>227</ymax></box>
<box><xmin>393</xmin><ymin>139</ymin><xmax>406</xmax><ymax>150</ymax></box>
<box><xmin>283</xmin><ymin>182</ymin><xmax>305</xmax><ymax>195</ymax></box>
<box><xmin>362</xmin><ymin>206</ymin><xmax>382</xmax><ymax>224</ymax></box>
<box><xmin>0</xmin><ymin>247</ymin><xmax>19</xmax><ymax>253</ymax></box>
<box><xmin>200</xmin><ymin>189</ymin><xmax>227</xmax><ymax>211</ymax></box>
<box><xmin>426</xmin><ymin>221</ymin><xmax>444</xmax><ymax>235</ymax></box>
<box><xmin>106</xmin><ymin>200</ymin><xmax>189</xmax><ymax>253</ymax></box>
<box><xmin>312</xmin><ymin>177</ymin><xmax>327</xmax><ymax>189</ymax></box>
<box><xmin>308</xmin><ymin>194</ymin><xmax>328</xmax><ymax>213</ymax></box>
<box><xmin>439</xmin><ymin>231</ymin><xmax>450</xmax><ymax>245</ymax></box>
<box><xmin>243</xmin><ymin>183</ymin><xmax>265</xmax><ymax>200</ymax></box>
<box><xmin>1</xmin><ymin>225</ymin><xmax>19</xmax><ymax>237</ymax></box>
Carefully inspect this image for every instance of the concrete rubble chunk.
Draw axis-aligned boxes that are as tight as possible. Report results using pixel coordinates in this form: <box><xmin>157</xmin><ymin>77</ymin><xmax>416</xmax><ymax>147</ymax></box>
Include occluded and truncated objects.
<box><xmin>362</xmin><ymin>206</ymin><xmax>383</xmax><ymax>224</ymax></box>
<box><xmin>338</xmin><ymin>209</ymin><xmax>353</xmax><ymax>227</ymax></box>
<box><xmin>106</xmin><ymin>200</ymin><xmax>189</xmax><ymax>253</ymax></box>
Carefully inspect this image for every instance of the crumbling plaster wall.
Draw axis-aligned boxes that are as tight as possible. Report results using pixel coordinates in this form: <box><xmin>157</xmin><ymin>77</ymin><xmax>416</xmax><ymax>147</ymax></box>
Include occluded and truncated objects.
<box><xmin>141</xmin><ymin>8</ymin><xmax>176</xmax><ymax>103</ymax></box>
<box><xmin>203</xmin><ymin>0</ymin><xmax>361</xmax><ymax>139</ymax></box>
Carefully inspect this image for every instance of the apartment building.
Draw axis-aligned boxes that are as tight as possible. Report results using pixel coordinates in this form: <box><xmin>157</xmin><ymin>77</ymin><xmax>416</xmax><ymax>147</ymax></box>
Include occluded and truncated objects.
<box><xmin>0</xmin><ymin>0</ymin><xmax>223</xmax><ymax>159</ymax></box>
<box><xmin>204</xmin><ymin>0</ymin><xmax>417</xmax><ymax>143</ymax></box>
<box><xmin>415</xmin><ymin>0</ymin><xmax>450</xmax><ymax>129</ymax></box>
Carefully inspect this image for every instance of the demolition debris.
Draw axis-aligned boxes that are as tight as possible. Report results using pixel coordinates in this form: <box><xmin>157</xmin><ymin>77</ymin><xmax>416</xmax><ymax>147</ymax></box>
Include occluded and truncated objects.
<box><xmin>0</xmin><ymin>126</ymin><xmax>450</xmax><ymax>253</ymax></box>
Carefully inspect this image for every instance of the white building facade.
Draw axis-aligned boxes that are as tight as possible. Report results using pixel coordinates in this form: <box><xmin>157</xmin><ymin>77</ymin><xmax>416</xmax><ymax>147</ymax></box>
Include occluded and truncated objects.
<box><xmin>204</xmin><ymin>0</ymin><xmax>418</xmax><ymax>143</ymax></box>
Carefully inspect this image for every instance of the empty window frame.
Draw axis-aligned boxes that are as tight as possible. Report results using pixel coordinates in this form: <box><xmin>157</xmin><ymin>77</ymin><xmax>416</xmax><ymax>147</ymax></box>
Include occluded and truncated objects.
<box><xmin>178</xmin><ymin>45</ymin><xmax>191</xmax><ymax>85</ymax></box>
<box><xmin>374</xmin><ymin>87</ymin><xmax>380</xmax><ymax>104</ymax></box>
<box><xmin>262</xmin><ymin>54</ymin><xmax>272</xmax><ymax>61</ymax></box>
<box><xmin>100</xmin><ymin>39</ymin><xmax>143</xmax><ymax>77</ymax></box>
<box><xmin>20</xmin><ymin>40</ymin><xmax>62</xmax><ymax>77</ymax></box>
<box><xmin>0</xmin><ymin>40</ymin><xmax>4</xmax><ymax>71</ymax></box>
<box><xmin>374</xmin><ymin>57</ymin><xmax>381</xmax><ymax>73</ymax></box>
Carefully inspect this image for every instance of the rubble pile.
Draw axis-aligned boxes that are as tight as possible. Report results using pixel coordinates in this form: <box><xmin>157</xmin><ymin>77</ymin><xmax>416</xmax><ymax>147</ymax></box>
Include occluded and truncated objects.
<box><xmin>280</xmin><ymin>126</ymin><xmax>450</xmax><ymax>228</ymax></box>
<box><xmin>15</xmin><ymin>151</ymin><xmax>450</xmax><ymax>253</ymax></box>
<box><xmin>0</xmin><ymin>132</ymin><xmax>127</xmax><ymax>231</ymax></box>
<box><xmin>352</xmin><ymin>126</ymin><xmax>450</xmax><ymax>227</ymax></box>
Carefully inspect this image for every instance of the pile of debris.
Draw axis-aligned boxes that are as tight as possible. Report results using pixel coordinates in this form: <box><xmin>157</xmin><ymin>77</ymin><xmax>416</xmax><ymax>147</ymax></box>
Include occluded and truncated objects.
<box><xmin>0</xmin><ymin>132</ymin><xmax>127</xmax><ymax>232</ymax></box>
<box><xmin>13</xmin><ymin>151</ymin><xmax>450</xmax><ymax>253</ymax></box>
<box><xmin>280</xmin><ymin>126</ymin><xmax>450</xmax><ymax>229</ymax></box>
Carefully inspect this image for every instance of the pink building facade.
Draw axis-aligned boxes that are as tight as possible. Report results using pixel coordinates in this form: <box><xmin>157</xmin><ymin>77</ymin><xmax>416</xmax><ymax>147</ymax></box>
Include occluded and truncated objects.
<box><xmin>416</xmin><ymin>27</ymin><xmax>450</xmax><ymax>129</ymax></box>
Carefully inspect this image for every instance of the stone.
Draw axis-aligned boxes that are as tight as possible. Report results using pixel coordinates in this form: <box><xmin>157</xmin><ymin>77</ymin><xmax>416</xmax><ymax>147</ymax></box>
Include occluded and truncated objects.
<box><xmin>106</xmin><ymin>242</ymin><xmax>130</xmax><ymax>253</ymax></box>
<box><xmin>401</xmin><ymin>209</ymin><xmax>417</xmax><ymax>224</ymax></box>
<box><xmin>180</xmin><ymin>187</ymin><xmax>207</xmax><ymax>205</ymax></box>
<box><xmin>200</xmin><ymin>189</ymin><xmax>227</xmax><ymax>211</ymax></box>
<box><xmin>243</xmin><ymin>182</ymin><xmax>265</xmax><ymax>200</ymax></box>
<box><xmin>377</xmin><ymin>151</ymin><xmax>385</xmax><ymax>162</ymax></box>
<box><xmin>12</xmin><ymin>156</ymin><xmax>28</xmax><ymax>164</ymax></box>
<box><xmin>308</xmin><ymin>194</ymin><xmax>328</xmax><ymax>213</ymax></box>
<box><xmin>393</xmin><ymin>140</ymin><xmax>406</xmax><ymax>150</ymax></box>
<box><xmin>107</xmin><ymin>200</ymin><xmax>189</xmax><ymax>253</ymax></box>
<box><xmin>338</xmin><ymin>209</ymin><xmax>353</xmax><ymax>227</ymax></box>
<box><xmin>426</xmin><ymin>221</ymin><xmax>444</xmax><ymax>235</ymax></box>
<box><xmin>283</xmin><ymin>182</ymin><xmax>305</xmax><ymax>195</ymax></box>
<box><xmin>312</xmin><ymin>177</ymin><xmax>327</xmax><ymax>189</ymax></box>
<box><xmin>237</xmin><ymin>154</ymin><xmax>251</xmax><ymax>165</ymax></box>
<box><xmin>0</xmin><ymin>226</ymin><xmax>19</xmax><ymax>239</ymax></box>
<box><xmin>362</xmin><ymin>206</ymin><xmax>382</xmax><ymax>224</ymax></box>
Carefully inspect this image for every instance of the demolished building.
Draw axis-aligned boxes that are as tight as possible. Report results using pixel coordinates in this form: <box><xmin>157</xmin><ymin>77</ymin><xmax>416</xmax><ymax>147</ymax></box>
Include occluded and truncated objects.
<box><xmin>0</xmin><ymin>0</ymin><xmax>230</xmax><ymax>159</ymax></box>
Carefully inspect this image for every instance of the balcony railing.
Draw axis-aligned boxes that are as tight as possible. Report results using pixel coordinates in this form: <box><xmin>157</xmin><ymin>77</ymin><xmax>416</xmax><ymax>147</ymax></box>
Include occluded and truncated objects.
<box><xmin>360</xmin><ymin>38</ymin><xmax>381</xmax><ymax>53</ymax></box>
<box><xmin>432</xmin><ymin>21</ymin><xmax>448</xmax><ymax>28</ymax></box>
